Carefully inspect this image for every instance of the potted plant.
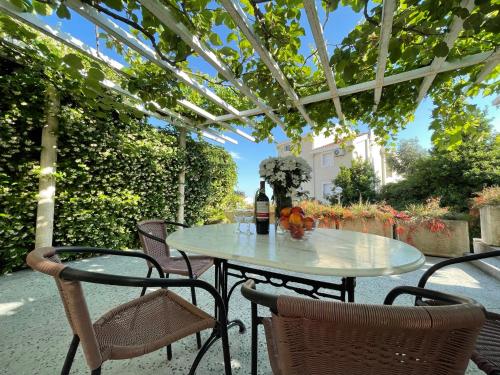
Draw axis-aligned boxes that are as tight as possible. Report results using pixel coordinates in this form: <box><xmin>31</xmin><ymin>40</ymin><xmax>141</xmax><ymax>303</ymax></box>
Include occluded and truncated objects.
<box><xmin>259</xmin><ymin>156</ymin><xmax>312</xmax><ymax>221</ymax></box>
<box><xmin>299</xmin><ymin>200</ymin><xmax>342</xmax><ymax>229</ymax></box>
<box><xmin>339</xmin><ymin>202</ymin><xmax>394</xmax><ymax>238</ymax></box>
<box><xmin>472</xmin><ymin>186</ymin><xmax>500</xmax><ymax>246</ymax></box>
<box><xmin>396</xmin><ymin>198</ymin><xmax>469</xmax><ymax>257</ymax></box>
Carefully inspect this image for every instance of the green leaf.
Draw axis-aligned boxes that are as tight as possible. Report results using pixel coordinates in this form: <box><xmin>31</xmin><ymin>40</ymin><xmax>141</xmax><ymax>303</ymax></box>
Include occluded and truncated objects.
<box><xmin>226</xmin><ymin>32</ymin><xmax>238</xmax><ymax>43</ymax></box>
<box><xmin>209</xmin><ymin>33</ymin><xmax>223</xmax><ymax>46</ymax></box>
<box><xmin>343</xmin><ymin>64</ymin><xmax>355</xmax><ymax>81</ymax></box>
<box><xmin>87</xmin><ymin>67</ymin><xmax>104</xmax><ymax>82</ymax></box>
<box><xmin>9</xmin><ymin>0</ymin><xmax>26</xmax><ymax>11</ymax></box>
<box><xmin>219</xmin><ymin>47</ymin><xmax>235</xmax><ymax>56</ymax></box>
<box><xmin>433</xmin><ymin>41</ymin><xmax>449</xmax><ymax>58</ymax></box>
<box><xmin>463</xmin><ymin>13</ymin><xmax>483</xmax><ymax>31</ymax></box>
<box><xmin>103</xmin><ymin>0</ymin><xmax>123</xmax><ymax>11</ymax></box>
<box><xmin>389</xmin><ymin>38</ymin><xmax>402</xmax><ymax>61</ymax></box>
<box><xmin>32</xmin><ymin>0</ymin><xmax>52</xmax><ymax>16</ymax></box>
<box><xmin>56</xmin><ymin>4</ymin><xmax>71</xmax><ymax>19</ymax></box>
<box><xmin>63</xmin><ymin>53</ymin><xmax>84</xmax><ymax>70</ymax></box>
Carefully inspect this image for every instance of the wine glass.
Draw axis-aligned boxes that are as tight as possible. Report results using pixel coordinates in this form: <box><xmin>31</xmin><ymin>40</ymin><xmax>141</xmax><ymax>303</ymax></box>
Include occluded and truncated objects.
<box><xmin>233</xmin><ymin>209</ymin><xmax>247</xmax><ymax>233</ymax></box>
<box><xmin>244</xmin><ymin>215</ymin><xmax>254</xmax><ymax>235</ymax></box>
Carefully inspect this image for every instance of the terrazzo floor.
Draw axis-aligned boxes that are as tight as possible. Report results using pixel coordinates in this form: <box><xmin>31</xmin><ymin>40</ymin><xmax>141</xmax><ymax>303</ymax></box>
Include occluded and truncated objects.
<box><xmin>1</xmin><ymin>252</ymin><xmax>499</xmax><ymax>375</ymax></box>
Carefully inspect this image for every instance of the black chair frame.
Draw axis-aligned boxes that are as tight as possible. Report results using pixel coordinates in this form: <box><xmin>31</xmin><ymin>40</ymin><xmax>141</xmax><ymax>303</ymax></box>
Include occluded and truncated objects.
<box><xmin>54</xmin><ymin>247</ymin><xmax>231</xmax><ymax>375</ymax></box>
<box><xmin>241</xmin><ymin>279</ymin><xmax>481</xmax><ymax>375</ymax></box>
<box><xmin>415</xmin><ymin>250</ymin><xmax>500</xmax><ymax>375</ymax></box>
<box><xmin>137</xmin><ymin>221</ymin><xmax>207</xmax><ymax>350</ymax></box>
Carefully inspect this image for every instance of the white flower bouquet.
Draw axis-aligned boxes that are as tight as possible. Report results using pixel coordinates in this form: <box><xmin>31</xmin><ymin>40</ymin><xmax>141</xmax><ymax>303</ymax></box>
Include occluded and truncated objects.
<box><xmin>259</xmin><ymin>156</ymin><xmax>312</xmax><ymax>199</ymax></box>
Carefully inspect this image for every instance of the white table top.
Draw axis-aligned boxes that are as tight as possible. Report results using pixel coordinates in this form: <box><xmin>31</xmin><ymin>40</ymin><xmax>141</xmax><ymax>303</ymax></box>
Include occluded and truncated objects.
<box><xmin>167</xmin><ymin>224</ymin><xmax>425</xmax><ymax>277</ymax></box>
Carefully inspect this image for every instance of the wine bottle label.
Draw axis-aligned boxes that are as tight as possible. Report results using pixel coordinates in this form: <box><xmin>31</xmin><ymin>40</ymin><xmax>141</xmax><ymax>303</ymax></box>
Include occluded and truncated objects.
<box><xmin>255</xmin><ymin>202</ymin><xmax>269</xmax><ymax>221</ymax></box>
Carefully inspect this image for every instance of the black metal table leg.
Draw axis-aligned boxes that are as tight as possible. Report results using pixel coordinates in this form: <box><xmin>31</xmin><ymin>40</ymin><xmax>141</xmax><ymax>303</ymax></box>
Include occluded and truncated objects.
<box><xmin>346</xmin><ymin>277</ymin><xmax>356</xmax><ymax>302</ymax></box>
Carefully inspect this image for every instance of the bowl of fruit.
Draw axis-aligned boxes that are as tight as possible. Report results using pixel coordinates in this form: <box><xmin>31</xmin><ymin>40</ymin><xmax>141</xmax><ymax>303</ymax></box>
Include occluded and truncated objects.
<box><xmin>279</xmin><ymin>206</ymin><xmax>316</xmax><ymax>240</ymax></box>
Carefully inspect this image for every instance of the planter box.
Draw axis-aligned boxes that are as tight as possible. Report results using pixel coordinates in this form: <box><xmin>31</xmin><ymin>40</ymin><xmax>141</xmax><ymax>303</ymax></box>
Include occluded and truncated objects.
<box><xmin>479</xmin><ymin>205</ymin><xmax>500</xmax><ymax>246</ymax></box>
<box><xmin>318</xmin><ymin>217</ymin><xmax>339</xmax><ymax>229</ymax></box>
<box><xmin>340</xmin><ymin>218</ymin><xmax>393</xmax><ymax>238</ymax></box>
<box><xmin>397</xmin><ymin>219</ymin><xmax>469</xmax><ymax>258</ymax></box>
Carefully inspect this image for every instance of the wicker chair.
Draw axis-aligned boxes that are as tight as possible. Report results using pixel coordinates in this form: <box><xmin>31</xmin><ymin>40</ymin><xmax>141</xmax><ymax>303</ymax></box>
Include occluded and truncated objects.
<box><xmin>26</xmin><ymin>246</ymin><xmax>231</xmax><ymax>375</ymax></box>
<box><xmin>241</xmin><ymin>280</ymin><xmax>485</xmax><ymax>375</ymax></box>
<box><xmin>416</xmin><ymin>250</ymin><xmax>500</xmax><ymax>375</ymax></box>
<box><xmin>137</xmin><ymin>220</ymin><xmax>214</xmax><ymax>350</ymax></box>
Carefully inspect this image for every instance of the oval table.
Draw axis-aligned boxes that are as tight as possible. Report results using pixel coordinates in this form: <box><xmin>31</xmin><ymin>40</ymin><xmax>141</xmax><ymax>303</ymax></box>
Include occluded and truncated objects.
<box><xmin>168</xmin><ymin>223</ymin><xmax>425</xmax><ymax>375</ymax></box>
<box><xmin>167</xmin><ymin>223</ymin><xmax>424</xmax><ymax>302</ymax></box>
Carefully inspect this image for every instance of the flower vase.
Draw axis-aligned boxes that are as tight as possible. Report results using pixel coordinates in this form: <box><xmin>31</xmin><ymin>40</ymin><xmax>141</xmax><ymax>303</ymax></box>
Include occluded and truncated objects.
<box><xmin>274</xmin><ymin>192</ymin><xmax>292</xmax><ymax>228</ymax></box>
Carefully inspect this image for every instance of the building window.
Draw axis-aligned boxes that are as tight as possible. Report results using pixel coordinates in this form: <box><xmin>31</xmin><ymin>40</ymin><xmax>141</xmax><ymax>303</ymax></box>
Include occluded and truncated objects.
<box><xmin>322</xmin><ymin>183</ymin><xmax>333</xmax><ymax>199</ymax></box>
<box><xmin>321</xmin><ymin>152</ymin><xmax>333</xmax><ymax>167</ymax></box>
<box><xmin>284</xmin><ymin>144</ymin><xmax>291</xmax><ymax>152</ymax></box>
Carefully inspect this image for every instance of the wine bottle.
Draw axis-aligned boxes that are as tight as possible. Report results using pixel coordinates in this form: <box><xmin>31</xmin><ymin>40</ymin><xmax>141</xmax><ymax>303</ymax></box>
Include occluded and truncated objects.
<box><xmin>255</xmin><ymin>180</ymin><xmax>270</xmax><ymax>234</ymax></box>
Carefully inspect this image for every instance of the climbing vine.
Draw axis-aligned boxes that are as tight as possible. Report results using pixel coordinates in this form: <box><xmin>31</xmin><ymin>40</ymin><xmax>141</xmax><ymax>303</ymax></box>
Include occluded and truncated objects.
<box><xmin>0</xmin><ymin>53</ymin><xmax>236</xmax><ymax>273</ymax></box>
<box><xmin>2</xmin><ymin>0</ymin><xmax>499</xmax><ymax>147</ymax></box>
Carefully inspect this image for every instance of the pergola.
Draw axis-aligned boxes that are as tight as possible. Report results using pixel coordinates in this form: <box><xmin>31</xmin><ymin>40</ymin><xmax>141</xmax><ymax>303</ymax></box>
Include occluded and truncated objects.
<box><xmin>0</xmin><ymin>0</ymin><xmax>498</xmax><ymax>247</ymax></box>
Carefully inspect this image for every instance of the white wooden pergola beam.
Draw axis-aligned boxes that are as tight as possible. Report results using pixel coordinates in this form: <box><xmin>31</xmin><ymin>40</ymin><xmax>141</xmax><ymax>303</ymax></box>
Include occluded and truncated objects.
<box><xmin>66</xmin><ymin>0</ymin><xmax>257</xmax><ymax>130</ymax></box>
<box><xmin>138</xmin><ymin>0</ymin><xmax>285</xmax><ymax>130</ymax></box>
<box><xmin>416</xmin><ymin>0</ymin><xmax>475</xmax><ymax>104</ymax></box>
<box><xmin>474</xmin><ymin>48</ymin><xmax>500</xmax><ymax>84</ymax></box>
<box><xmin>0</xmin><ymin>0</ymin><xmax>124</xmax><ymax>72</ymax></box>
<box><xmin>304</xmin><ymin>0</ymin><xmax>345</xmax><ymax>123</ymax></box>
<box><xmin>202</xmin><ymin>50</ymin><xmax>498</xmax><ymax>124</ymax></box>
<box><xmin>373</xmin><ymin>0</ymin><xmax>396</xmax><ymax>111</ymax></box>
<box><xmin>100</xmin><ymin>79</ymin><xmax>236</xmax><ymax>143</ymax></box>
<box><xmin>0</xmin><ymin>0</ymin><xmax>242</xmax><ymax>142</ymax></box>
<box><xmin>129</xmin><ymin>101</ymin><xmax>226</xmax><ymax>144</ymax></box>
<box><xmin>219</xmin><ymin>0</ymin><xmax>315</xmax><ymax>127</ymax></box>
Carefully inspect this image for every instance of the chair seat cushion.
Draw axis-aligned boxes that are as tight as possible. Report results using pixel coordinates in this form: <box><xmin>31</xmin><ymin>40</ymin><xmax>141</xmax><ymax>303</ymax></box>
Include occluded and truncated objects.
<box><xmin>159</xmin><ymin>255</ymin><xmax>214</xmax><ymax>277</ymax></box>
<box><xmin>472</xmin><ymin>312</ymin><xmax>500</xmax><ymax>374</ymax></box>
<box><xmin>94</xmin><ymin>289</ymin><xmax>215</xmax><ymax>361</ymax></box>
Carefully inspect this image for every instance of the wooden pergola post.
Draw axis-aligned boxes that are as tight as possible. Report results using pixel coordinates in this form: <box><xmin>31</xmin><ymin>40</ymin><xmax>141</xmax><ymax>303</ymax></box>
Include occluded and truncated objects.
<box><xmin>176</xmin><ymin>128</ymin><xmax>187</xmax><ymax>226</ymax></box>
<box><xmin>35</xmin><ymin>84</ymin><xmax>59</xmax><ymax>248</ymax></box>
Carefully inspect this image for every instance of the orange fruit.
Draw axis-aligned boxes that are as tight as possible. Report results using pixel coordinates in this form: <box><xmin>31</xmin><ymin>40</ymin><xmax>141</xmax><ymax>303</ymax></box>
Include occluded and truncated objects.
<box><xmin>290</xmin><ymin>224</ymin><xmax>305</xmax><ymax>239</ymax></box>
<box><xmin>280</xmin><ymin>207</ymin><xmax>292</xmax><ymax>217</ymax></box>
<box><xmin>289</xmin><ymin>213</ymin><xmax>304</xmax><ymax>225</ymax></box>
<box><xmin>290</xmin><ymin>206</ymin><xmax>304</xmax><ymax>216</ymax></box>
<box><xmin>304</xmin><ymin>217</ymin><xmax>315</xmax><ymax>231</ymax></box>
<box><xmin>280</xmin><ymin>217</ymin><xmax>290</xmax><ymax>230</ymax></box>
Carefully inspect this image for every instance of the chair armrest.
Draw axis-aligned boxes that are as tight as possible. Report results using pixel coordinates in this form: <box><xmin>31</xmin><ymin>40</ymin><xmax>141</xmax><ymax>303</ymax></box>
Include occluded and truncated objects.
<box><xmin>136</xmin><ymin>227</ymin><xmax>166</xmax><ymax>244</ymax></box>
<box><xmin>384</xmin><ymin>285</ymin><xmax>478</xmax><ymax>306</ymax></box>
<box><xmin>59</xmin><ymin>266</ymin><xmax>228</xmax><ymax>325</ymax></box>
<box><xmin>164</xmin><ymin>221</ymin><xmax>190</xmax><ymax>228</ymax></box>
<box><xmin>418</xmin><ymin>250</ymin><xmax>500</xmax><ymax>288</ymax></box>
<box><xmin>241</xmin><ymin>280</ymin><xmax>278</xmax><ymax>313</ymax></box>
<box><xmin>55</xmin><ymin>247</ymin><xmax>165</xmax><ymax>278</ymax></box>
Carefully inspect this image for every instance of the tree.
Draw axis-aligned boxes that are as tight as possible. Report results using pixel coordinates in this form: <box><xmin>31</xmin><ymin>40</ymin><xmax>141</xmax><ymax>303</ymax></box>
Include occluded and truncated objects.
<box><xmin>381</xmin><ymin>109</ymin><xmax>500</xmax><ymax>212</ymax></box>
<box><xmin>387</xmin><ymin>138</ymin><xmax>428</xmax><ymax>175</ymax></box>
<box><xmin>332</xmin><ymin>159</ymin><xmax>379</xmax><ymax>205</ymax></box>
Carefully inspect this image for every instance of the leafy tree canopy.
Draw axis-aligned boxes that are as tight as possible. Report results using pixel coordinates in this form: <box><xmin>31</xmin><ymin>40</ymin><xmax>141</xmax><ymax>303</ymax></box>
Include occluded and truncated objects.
<box><xmin>1</xmin><ymin>0</ymin><xmax>498</xmax><ymax>148</ymax></box>
<box><xmin>332</xmin><ymin>158</ymin><xmax>379</xmax><ymax>205</ymax></box>
<box><xmin>381</xmin><ymin>108</ymin><xmax>500</xmax><ymax>211</ymax></box>
<box><xmin>387</xmin><ymin>137</ymin><xmax>428</xmax><ymax>175</ymax></box>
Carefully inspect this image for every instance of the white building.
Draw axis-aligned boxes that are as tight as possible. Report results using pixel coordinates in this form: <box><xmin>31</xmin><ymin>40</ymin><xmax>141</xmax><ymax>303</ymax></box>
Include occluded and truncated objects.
<box><xmin>277</xmin><ymin>131</ymin><xmax>401</xmax><ymax>202</ymax></box>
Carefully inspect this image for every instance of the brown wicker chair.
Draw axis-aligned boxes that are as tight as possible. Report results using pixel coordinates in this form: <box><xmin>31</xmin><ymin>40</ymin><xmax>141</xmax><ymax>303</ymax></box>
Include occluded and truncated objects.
<box><xmin>416</xmin><ymin>250</ymin><xmax>500</xmax><ymax>375</ymax></box>
<box><xmin>26</xmin><ymin>246</ymin><xmax>231</xmax><ymax>375</ymax></box>
<box><xmin>241</xmin><ymin>280</ymin><xmax>485</xmax><ymax>375</ymax></box>
<box><xmin>137</xmin><ymin>220</ymin><xmax>215</xmax><ymax>350</ymax></box>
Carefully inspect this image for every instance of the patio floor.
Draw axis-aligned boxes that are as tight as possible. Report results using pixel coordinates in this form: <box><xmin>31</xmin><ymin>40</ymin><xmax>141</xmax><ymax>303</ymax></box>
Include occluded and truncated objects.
<box><xmin>1</xmin><ymin>252</ymin><xmax>499</xmax><ymax>374</ymax></box>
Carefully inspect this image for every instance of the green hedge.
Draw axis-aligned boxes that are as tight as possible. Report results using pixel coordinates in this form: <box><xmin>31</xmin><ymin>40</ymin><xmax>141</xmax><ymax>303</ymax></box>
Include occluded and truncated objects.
<box><xmin>0</xmin><ymin>64</ymin><xmax>236</xmax><ymax>273</ymax></box>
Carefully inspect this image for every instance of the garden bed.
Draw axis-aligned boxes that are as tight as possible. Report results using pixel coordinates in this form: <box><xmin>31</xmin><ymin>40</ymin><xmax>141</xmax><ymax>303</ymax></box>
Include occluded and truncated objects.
<box><xmin>397</xmin><ymin>219</ymin><xmax>469</xmax><ymax>258</ymax></box>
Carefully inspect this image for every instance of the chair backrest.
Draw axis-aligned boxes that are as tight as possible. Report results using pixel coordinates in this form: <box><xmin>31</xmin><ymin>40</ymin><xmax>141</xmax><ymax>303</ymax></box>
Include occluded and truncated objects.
<box><xmin>26</xmin><ymin>247</ymin><xmax>103</xmax><ymax>370</ymax></box>
<box><xmin>264</xmin><ymin>294</ymin><xmax>485</xmax><ymax>375</ymax></box>
<box><xmin>137</xmin><ymin>219</ymin><xmax>170</xmax><ymax>265</ymax></box>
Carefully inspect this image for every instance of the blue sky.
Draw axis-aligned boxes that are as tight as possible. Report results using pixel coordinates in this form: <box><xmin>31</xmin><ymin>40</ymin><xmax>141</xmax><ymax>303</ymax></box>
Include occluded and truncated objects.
<box><xmin>40</xmin><ymin>2</ymin><xmax>499</xmax><ymax>199</ymax></box>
